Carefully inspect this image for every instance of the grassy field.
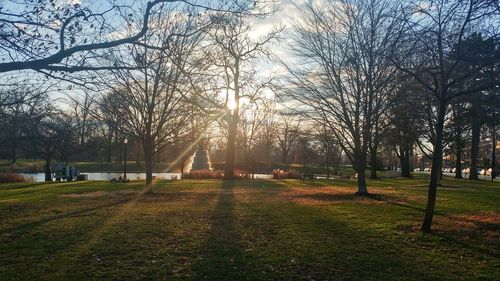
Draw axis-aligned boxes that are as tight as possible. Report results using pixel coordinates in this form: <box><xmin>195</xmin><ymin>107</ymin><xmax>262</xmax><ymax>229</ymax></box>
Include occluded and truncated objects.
<box><xmin>0</xmin><ymin>177</ymin><xmax>499</xmax><ymax>280</ymax></box>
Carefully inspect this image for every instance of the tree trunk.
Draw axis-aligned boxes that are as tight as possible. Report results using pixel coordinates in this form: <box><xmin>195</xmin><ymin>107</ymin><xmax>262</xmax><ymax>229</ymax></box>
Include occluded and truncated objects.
<box><xmin>44</xmin><ymin>157</ymin><xmax>52</xmax><ymax>182</ymax></box>
<box><xmin>469</xmin><ymin>110</ymin><xmax>480</xmax><ymax>180</ymax></box>
<box><xmin>398</xmin><ymin>147</ymin><xmax>410</xmax><ymax>178</ymax></box>
<box><xmin>224</xmin><ymin>59</ymin><xmax>240</xmax><ymax>180</ymax></box>
<box><xmin>455</xmin><ymin>144</ymin><xmax>463</xmax><ymax>179</ymax></box>
<box><xmin>355</xmin><ymin>154</ymin><xmax>368</xmax><ymax>195</ymax></box>
<box><xmin>402</xmin><ymin>148</ymin><xmax>411</xmax><ymax>178</ymax></box>
<box><xmin>421</xmin><ymin>101</ymin><xmax>446</xmax><ymax>233</ymax></box>
<box><xmin>144</xmin><ymin>138</ymin><xmax>154</xmax><ymax>193</ymax></box>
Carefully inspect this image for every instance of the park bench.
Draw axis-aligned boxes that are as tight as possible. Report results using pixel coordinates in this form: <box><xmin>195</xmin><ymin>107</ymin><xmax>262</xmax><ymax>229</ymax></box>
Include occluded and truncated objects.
<box><xmin>301</xmin><ymin>174</ymin><xmax>316</xmax><ymax>180</ymax></box>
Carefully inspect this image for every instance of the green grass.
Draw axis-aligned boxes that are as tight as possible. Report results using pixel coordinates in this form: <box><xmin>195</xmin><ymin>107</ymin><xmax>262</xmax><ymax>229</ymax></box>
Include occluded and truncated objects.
<box><xmin>0</xmin><ymin>177</ymin><xmax>499</xmax><ymax>280</ymax></box>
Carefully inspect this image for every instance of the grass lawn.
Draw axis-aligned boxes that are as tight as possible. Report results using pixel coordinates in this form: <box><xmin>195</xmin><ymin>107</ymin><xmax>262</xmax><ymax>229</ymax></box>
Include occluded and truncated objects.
<box><xmin>0</xmin><ymin>177</ymin><xmax>499</xmax><ymax>280</ymax></box>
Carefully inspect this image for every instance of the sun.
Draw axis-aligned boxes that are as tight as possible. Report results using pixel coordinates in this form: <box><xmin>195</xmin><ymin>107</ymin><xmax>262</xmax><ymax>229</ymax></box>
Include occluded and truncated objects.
<box><xmin>227</xmin><ymin>97</ymin><xmax>237</xmax><ymax>112</ymax></box>
<box><xmin>226</xmin><ymin>89</ymin><xmax>237</xmax><ymax>112</ymax></box>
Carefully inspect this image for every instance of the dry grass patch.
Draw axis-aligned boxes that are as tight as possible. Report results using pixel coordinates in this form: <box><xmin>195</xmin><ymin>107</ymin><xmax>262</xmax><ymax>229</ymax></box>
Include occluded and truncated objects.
<box><xmin>433</xmin><ymin>211</ymin><xmax>500</xmax><ymax>240</ymax></box>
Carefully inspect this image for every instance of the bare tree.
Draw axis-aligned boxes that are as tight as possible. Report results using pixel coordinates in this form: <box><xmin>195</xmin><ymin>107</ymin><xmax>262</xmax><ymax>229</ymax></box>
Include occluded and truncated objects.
<box><xmin>276</xmin><ymin>112</ymin><xmax>301</xmax><ymax>166</ymax></box>
<box><xmin>238</xmin><ymin>94</ymin><xmax>269</xmax><ymax>175</ymax></box>
<box><xmin>0</xmin><ymin>86</ymin><xmax>49</xmax><ymax>163</ymax></box>
<box><xmin>257</xmin><ymin>99</ymin><xmax>279</xmax><ymax>168</ymax></box>
<box><xmin>100</xmin><ymin>6</ymin><xmax>203</xmax><ymax>192</ymax></box>
<box><xmin>206</xmin><ymin>12</ymin><xmax>280</xmax><ymax>179</ymax></box>
<box><xmin>285</xmin><ymin>0</ymin><xmax>401</xmax><ymax>195</ymax></box>
<box><xmin>316</xmin><ymin>126</ymin><xmax>343</xmax><ymax>179</ymax></box>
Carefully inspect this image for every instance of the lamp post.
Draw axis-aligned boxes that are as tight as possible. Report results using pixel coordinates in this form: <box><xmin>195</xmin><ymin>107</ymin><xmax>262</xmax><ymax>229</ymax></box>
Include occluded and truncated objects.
<box><xmin>124</xmin><ymin>138</ymin><xmax>128</xmax><ymax>180</ymax></box>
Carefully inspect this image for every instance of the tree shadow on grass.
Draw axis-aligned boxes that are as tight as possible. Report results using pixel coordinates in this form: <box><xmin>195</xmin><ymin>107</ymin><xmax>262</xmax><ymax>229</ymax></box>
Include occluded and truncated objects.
<box><xmin>367</xmin><ymin>194</ymin><xmax>427</xmax><ymax>213</ymax></box>
<box><xmin>289</xmin><ymin>191</ymin><xmax>428</xmax><ymax>212</ymax></box>
<box><xmin>189</xmin><ymin>180</ymin><xmax>247</xmax><ymax>280</ymax></box>
<box><xmin>0</xmin><ymin>199</ymin><xmax>129</xmax><ymax>238</ymax></box>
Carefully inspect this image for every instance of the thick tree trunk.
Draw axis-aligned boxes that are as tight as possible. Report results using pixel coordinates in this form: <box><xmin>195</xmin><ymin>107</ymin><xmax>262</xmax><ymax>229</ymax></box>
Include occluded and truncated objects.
<box><xmin>402</xmin><ymin>148</ymin><xmax>411</xmax><ymax>178</ymax></box>
<box><xmin>144</xmin><ymin>138</ymin><xmax>154</xmax><ymax>193</ymax></box>
<box><xmin>355</xmin><ymin>154</ymin><xmax>368</xmax><ymax>195</ymax></box>
<box><xmin>455</xmin><ymin>144</ymin><xmax>463</xmax><ymax>179</ymax></box>
<box><xmin>398</xmin><ymin>147</ymin><xmax>409</xmax><ymax>178</ymax></box>
<box><xmin>421</xmin><ymin>102</ymin><xmax>446</xmax><ymax>233</ymax></box>
<box><xmin>469</xmin><ymin>111</ymin><xmax>480</xmax><ymax>180</ymax></box>
<box><xmin>44</xmin><ymin>157</ymin><xmax>52</xmax><ymax>182</ymax></box>
<box><xmin>224</xmin><ymin>59</ymin><xmax>240</xmax><ymax>180</ymax></box>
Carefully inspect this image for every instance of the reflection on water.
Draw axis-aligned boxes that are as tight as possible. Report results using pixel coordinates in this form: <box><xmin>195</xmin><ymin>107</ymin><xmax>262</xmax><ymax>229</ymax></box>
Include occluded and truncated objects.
<box><xmin>19</xmin><ymin>172</ymin><xmax>273</xmax><ymax>182</ymax></box>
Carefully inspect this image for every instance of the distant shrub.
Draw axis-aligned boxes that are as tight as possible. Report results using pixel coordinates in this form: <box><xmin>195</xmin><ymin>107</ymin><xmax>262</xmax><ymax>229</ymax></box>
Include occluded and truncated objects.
<box><xmin>272</xmin><ymin>169</ymin><xmax>301</xmax><ymax>179</ymax></box>
<box><xmin>234</xmin><ymin>169</ymin><xmax>251</xmax><ymax>179</ymax></box>
<box><xmin>0</xmin><ymin>173</ymin><xmax>26</xmax><ymax>183</ymax></box>
<box><xmin>184</xmin><ymin>170</ymin><xmax>220</xmax><ymax>179</ymax></box>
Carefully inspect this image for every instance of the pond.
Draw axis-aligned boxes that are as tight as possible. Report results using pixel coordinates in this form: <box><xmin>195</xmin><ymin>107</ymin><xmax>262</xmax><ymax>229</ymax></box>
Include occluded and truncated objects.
<box><xmin>19</xmin><ymin>172</ymin><xmax>273</xmax><ymax>182</ymax></box>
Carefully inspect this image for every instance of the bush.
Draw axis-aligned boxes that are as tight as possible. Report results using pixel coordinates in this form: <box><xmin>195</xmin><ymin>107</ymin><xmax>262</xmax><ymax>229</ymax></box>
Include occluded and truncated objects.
<box><xmin>272</xmin><ymin>169</ymin><xmax>301</xmax><ymax>179</ymax></box>
<box><xmin>184</xmin><ymin>170</ymin><xmax>222</xmax><ymax>179</ymax></box>
<box><xmin>0</xmin><ymin>173</ymin><xmax>26</xmax><ymax>183</ymax></box>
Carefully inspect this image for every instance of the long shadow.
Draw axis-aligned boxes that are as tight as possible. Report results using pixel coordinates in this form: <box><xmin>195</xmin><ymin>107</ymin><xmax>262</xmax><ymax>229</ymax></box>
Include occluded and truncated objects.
<box><xmin>433</xmin><ymin>231</ymin><xmax>499</xmax><ymax>258</ymax></box>
<box><xmin>367</xmin><ymin>194</ymin><xmax>427</xmax><ymax>213</ymax></box>
<box><xmin>289</xmin><ymin>191</ymin><xmax>428</xmax><ymax>213</ymax></box>
<box><xmin>190</xmin><ymin>180</ymin><xmax>247</xmax><ymax>280</ymax></box>
<box><xmin>0</xmin><ymin>199</ymin><xmax>129</xmax><ymax>237</ymax></box>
